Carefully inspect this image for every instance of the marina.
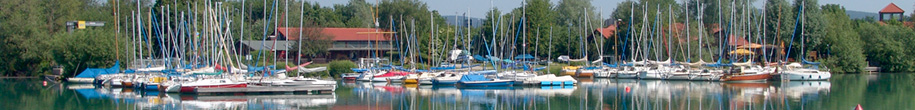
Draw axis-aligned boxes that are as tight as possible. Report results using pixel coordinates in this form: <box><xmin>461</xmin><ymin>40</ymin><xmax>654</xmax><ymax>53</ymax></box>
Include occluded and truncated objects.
<box><xmin>1</xmin><ymin>0</ymin><xmax>914</xmax><ymax>109</ymax></box>
<box><xmin>4</xmin><ymin>74</ymin><xmax>914</xmax><ymax>109</ymax></box>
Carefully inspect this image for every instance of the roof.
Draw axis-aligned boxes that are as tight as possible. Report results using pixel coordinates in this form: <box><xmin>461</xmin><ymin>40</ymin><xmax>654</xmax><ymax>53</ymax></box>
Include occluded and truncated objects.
<box><xmin>593</xmin><ymin>25</ymin><xmax>617</xmax><ymax>39</ymax></box>
<box><xmin>276</xmin><ymin>27</ymin><xmax>392</xmax><ymax>41</ymax></box>
<box><xmin>322</xmin><ymin>28</ymin><xmax>392</xmax><ymax>41</ymax></box>
<box><xmin>241</xmin><ymin>40</ymin><xmax>297</xmax><ymax>51</ymax></box>
<box><xmin>879</xmin><ymin>3</ymin><xmax>905</xmax><ymax>13</ymax></box>
<box><xmin>725</xmin><ymin>35</ymin><xmax>750</xmax><ymax>46</ymax></box>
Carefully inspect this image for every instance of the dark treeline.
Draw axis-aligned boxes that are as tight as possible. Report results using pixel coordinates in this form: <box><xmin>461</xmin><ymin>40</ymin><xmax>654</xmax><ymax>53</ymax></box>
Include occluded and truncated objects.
<box><xmin>1</xmin><ymin>0</ymin><xmax>913</xmax><ymax>76</ymax></box>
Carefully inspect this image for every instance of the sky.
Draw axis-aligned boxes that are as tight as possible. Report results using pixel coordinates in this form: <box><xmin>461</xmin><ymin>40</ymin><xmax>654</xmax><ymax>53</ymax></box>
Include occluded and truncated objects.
<box><xmin>310</xmin><ymin>0</ymin><xmax>914</xmax><ymax>19</ymax></box>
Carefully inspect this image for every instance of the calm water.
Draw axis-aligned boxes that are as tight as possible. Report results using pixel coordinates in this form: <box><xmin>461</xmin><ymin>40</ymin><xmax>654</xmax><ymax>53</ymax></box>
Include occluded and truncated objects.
<box><xmin>1</xmin><ymin>74</ymin><xmax>913</xmax><ymax>110</ymax></box>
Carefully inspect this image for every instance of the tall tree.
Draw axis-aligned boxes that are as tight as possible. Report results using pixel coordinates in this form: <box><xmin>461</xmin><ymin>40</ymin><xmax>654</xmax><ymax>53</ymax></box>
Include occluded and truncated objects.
<box><xmin>820</xmin><ymin>4</ymin><xmax>865</xmax><ymax>73</ymax></box>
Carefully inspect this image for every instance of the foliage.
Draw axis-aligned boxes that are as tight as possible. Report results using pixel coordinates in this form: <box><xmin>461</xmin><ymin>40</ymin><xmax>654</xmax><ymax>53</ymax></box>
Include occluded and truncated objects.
<box><xmin>328</xmin><ymin>60</ymin><xmax>357</xmax><ymax>78</ymax></box>
<box><xmin>538</xmin><ymin>63</ymin><xmax>567</xmax><ymax>76</ymax></box>
<box><xmin>818</xmin><ymin>4</ymin><xmax>866</xmax><ymax>73</ymax></box>
<box><xmin>854</xmin><ymin>20</ymin><xmax>915</xmax><ymax>72</ymax></box>
<box><xmin>50</xmin><ymin>29</ymin><xmax>121</xmax><ymax>77</ymax></box>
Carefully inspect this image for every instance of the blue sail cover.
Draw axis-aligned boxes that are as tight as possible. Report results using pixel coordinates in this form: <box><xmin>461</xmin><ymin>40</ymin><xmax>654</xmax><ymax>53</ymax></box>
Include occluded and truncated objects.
<box><xmin>802</xmin><ymin>58</ymin><xmax>821</xmax><ymax>65</ymax></box>
<box><xmin>514</xmin><ymin>54</ymin><xmax>535</xmax><ymax>60</ymax></box>
<box><xmin>460</xmin><ymin>74</ymin><xmax>491</xmax><ymax>82</ymax></box>
<box><xmin>468</xmin><ymin>70</ymin><xmax>498</xmax><ymax>74</ymax></box>
<box><xmin>602</xmin><ymin>63</ymin><xmax>619</xmax><ymax>67</ymax></box>
<box><xmin>473</xmin><ymin>55</ymin><xmax>490</xmax><ymax>61</ymax></box>
<box><xmin>74</xmin><ymin>61</ymin><xmax>121</xmax><ymax>78</ymax></box>
<box><xmin>430</xmin><ymin>66</ymin><xmax>456</xmax><ymax>70</ymax></box>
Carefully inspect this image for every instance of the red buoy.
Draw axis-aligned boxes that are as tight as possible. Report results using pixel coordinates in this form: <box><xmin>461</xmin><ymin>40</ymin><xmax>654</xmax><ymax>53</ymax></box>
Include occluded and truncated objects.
<box><xmin>855</xmin><ymin>104</ymin><xmax>863</xmax><ymax>110</ymax></box>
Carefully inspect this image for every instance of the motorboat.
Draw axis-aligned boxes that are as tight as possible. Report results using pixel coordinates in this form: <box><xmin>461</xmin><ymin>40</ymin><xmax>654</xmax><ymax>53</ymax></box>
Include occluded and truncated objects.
<box><xmin>458</xmin><ymin>74</ymin><xmax>513</xmax><ymax>87</ymax></box>
<box><xmin>373</xmin><ymin>71</ymin><xmax>412</xmax><ymax>82</ymax></box>
<box><xmin>341</xmin><ymin>73</ymin><xmax>360</xmax><ymax>80</ymax></box>
<box><xmin>720</xmin><ymin>66</ymin><xmax>772</xmax><ymax>82</ymax></box>
<box><xmin>526</xmin><ymin>74</ymin><xmax>577</xmax><ymax>86</ymax></box>
<box><xmin>173</xmin><ymin>78</ymin><xmax>247</xmax><ymax>93</ymax></box>
<box><xmin>774</xmin><ymin>63</ymin><xmax>831</xmax><ymax>81</ymax></box>
<box><xmin>432</xmin><ymin>73</ymin><xmax>461</xmax><ymax>85</ymax></box>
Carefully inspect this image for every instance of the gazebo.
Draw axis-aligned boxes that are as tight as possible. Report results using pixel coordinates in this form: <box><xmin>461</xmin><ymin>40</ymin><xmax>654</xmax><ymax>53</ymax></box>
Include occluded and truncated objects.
<box><xmin>879</xmin><ymin>3</ymin><xmax>905</xmax><ymax>21</ymax></box>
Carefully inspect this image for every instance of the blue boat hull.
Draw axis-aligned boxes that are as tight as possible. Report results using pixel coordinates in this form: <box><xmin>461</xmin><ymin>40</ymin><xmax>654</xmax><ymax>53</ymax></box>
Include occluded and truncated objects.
<box><xmin>432</xmin><ymin>80</ymin><xmax>459</xmax><ymax>85</ymax></box>
<box><xmin>459</xmin><ymin>81</ymin><xmax>514</xmax><ymax>87</ymax></box>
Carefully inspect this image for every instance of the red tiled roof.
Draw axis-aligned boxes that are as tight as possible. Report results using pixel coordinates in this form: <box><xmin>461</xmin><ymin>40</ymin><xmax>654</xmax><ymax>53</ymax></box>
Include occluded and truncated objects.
<box><xmin>321</xmin><ymin>28</ymin><xmax>392</xmax><ymax>41</ymax></box>
<box><xmin>594</xmin><ymin>25</ymin><xmax>617</xmax><ymax>38</ymax></box>
<box><xmin>276</xmin><ymin>27</ymin><xmax>306</xmax><ymax>40</ymax></box>
<box><xmin>276</xmin><ymin>27</ymin><xmax>392</xmax><ymax>41</ymax></box>
<box><xmin>879</xmin><ymin>3</ymin><xmax>905</xmax><ymax>13</ymax></box>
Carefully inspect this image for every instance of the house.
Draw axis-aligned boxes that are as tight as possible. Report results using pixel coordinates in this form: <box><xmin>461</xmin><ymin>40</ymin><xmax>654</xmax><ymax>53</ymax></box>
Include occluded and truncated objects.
<box><xmin>240</xmin><ymin>27</ymin><xmax>394</xmax><ymax>63</ymax></box>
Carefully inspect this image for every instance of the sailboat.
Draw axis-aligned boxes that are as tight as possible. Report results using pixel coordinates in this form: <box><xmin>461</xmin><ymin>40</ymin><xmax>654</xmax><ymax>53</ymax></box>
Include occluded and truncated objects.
<box><xmin>719</xmin><ymin>0</ymin><xmax>775</xmax><ymax>82</ymax></box>
<box><xmin>775</xmin><ymin>1</ymin><xmax>831</xmax><ymax>81</ymax></box>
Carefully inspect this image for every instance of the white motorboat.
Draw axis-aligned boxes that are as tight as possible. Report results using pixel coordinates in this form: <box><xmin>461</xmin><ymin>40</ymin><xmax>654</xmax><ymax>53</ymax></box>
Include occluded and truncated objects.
<box><xmin>776</xmin><ymin>63</ymin><xmax>831</xmax><ymax>81</ymax></box>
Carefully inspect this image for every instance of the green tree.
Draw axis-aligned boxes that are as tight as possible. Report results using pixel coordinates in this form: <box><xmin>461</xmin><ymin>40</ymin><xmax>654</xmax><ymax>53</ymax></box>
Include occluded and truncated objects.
<box><xmin>819</xmin><ymin>4</ymin><xmax>866</xmax><ymax>73</ymax></box>
<box><xmin>343</xmin><ymin>0</ymin><xmax>374</xmax><ymax>28</ymax></box>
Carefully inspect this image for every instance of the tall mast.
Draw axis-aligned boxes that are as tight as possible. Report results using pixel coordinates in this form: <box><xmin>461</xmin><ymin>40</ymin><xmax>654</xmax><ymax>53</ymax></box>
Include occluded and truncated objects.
<box><xmin>686</xmin><ymin>1</ymin><xmax>691</xmax><ymax>62</ymax></box>
<box><xmin>284</xmin><ymin>0</ymin><xmax>288</xmax><ymax>66</ymax></box>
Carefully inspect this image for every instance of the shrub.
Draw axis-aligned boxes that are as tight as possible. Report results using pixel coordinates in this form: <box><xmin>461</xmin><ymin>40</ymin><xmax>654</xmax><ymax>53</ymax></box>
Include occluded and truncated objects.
<box><xmin>539</xmin><ymin>63</ymin><xmax>567</xmax><ymax>75</ymax></box>
<box><xmin>328</xmin><ymin>60</ymin><xmax>357</xmax><ymax>78</ymax></box>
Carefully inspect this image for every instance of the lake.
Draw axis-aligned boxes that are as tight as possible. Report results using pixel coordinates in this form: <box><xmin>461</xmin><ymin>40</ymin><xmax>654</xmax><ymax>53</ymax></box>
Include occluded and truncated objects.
<box><xmin>1</xmin><ymin>74</ymin><xmax>912</xmax><ymax>110</ymax></box>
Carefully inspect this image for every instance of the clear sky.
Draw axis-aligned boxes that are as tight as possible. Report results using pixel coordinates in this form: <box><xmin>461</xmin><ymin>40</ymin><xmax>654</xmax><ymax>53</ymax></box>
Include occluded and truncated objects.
<box><xmin>310</xmin><ymin>0</ymin><xmax>914</xmax><ymax>18</ymax></box>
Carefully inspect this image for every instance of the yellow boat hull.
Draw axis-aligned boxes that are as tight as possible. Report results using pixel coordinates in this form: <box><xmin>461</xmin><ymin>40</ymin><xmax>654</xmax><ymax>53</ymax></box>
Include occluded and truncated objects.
<box><xmin>404</xmin><ymin>79</ymin><xmax>419</xmax><ymax>84</ymax></box>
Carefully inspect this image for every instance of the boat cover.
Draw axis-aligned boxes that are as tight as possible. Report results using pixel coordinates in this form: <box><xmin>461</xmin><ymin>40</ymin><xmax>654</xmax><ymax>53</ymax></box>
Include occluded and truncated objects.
<box><xmin>460</xmin><ymin>74</ymin><xmax>491</xmax><ymax>82</ymax></box>
<box><xmin>74</xmin><ymin>61</ymin><xmax>120</xmax><ymax>78</ymax></box>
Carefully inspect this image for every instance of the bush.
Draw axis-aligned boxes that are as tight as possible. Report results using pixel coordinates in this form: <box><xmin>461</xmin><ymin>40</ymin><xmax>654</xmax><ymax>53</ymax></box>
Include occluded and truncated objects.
<box><xmin>539</xmin><ymin>63</ymin><xmax>567</xmax><ymax>76</ymax></box>
<box><xmin>328</xmin><ymin>60</ymin><xmax>357</xmax><ymax>78</ymax></box>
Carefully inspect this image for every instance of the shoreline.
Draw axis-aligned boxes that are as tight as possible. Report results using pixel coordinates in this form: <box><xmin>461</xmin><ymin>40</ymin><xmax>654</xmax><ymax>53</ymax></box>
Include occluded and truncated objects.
<box><xmin>0</xmin><ymin>76</ymin><xmax>39</xmax><ymax>78</ymax></box>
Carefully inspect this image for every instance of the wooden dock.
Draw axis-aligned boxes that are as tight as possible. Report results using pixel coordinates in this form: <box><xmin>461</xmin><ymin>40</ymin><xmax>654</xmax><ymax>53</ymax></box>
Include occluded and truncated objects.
<box><xmin>194</xmin><ymin>86</ymin><xmax>335</xmax><ymax>95</ymax></box>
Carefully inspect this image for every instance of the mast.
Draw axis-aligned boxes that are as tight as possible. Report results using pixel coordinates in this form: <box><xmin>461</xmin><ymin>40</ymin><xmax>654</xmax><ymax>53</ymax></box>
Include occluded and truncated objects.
<box><xmin>686</xmin><ymin>1</ymin><xmax>691</xmax><ymax>63</ymax></box>
<box><xmin>242</xmin><ymin>0</ymin><xmax>247</xmax><ymax>66</ymax></box>
<box><xmin>297</xmin><ymin>0</ymin><xmax>303</xmax><ymax>67</ymax></box>
<box><xmin>114</xmin><ymin>0</ymin><xmax>120</xmax><ymax>63</ymax></box>
<box><xmin>629</xmin><ymin>2</ymin><xmax>635</xmax><ymax>62</ymax></box>
<box><xmin>549</xmin><ymin>27</ymin><xmax>553</xmax><ymax>73</ymax></box>
<box><xmin>667</xmin><ymin>5</ymin><xmax>672</xmax><ymax>62</ymax></box>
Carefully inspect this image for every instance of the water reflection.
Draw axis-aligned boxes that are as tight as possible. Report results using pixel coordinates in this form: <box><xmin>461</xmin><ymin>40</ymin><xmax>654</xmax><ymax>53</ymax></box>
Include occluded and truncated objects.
<box><xmin>67</xmin><ymin>84</ymin><xmax>336</xmax><ymax>109</ymax></box>
<box><xmin>40</xmin><ymin>78</ymin><xmax>839</xmax><ymax>110</ymax></box>
<box><xmin>333</xmin><ymin>79</ymin><xmax>832</xmax><ymax>110</ymax></box>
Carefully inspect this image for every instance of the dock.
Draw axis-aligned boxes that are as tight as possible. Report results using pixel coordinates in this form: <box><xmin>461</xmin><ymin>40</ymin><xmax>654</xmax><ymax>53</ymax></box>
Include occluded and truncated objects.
<box><xmin>194</xmin><ymin>86</ymin><xmax>336</xmax><ymax>95</ymax></box>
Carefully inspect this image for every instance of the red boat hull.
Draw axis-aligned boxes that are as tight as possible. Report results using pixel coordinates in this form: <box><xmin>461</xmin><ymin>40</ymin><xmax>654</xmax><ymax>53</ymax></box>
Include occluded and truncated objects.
<box><xmin>720</xmin><ymin>73</ymin><xmax>770</xmax><ymax>82</ymax></box>
<box><xmin>179</xmin><ymin>83</ymin><xmax>248</xmax><ymax>93</ymax></box>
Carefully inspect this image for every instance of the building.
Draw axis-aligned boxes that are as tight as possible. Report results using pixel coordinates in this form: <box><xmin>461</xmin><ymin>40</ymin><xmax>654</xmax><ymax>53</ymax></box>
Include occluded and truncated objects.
<box><xmin>878</xmin><ymin>3</ymin><xmax>905</xmax><ymax>21</ymax></box>
<box><xmin>241</xmin><ymin>27</ymin><xmax>394</xmax><ymax>63</ymax></box>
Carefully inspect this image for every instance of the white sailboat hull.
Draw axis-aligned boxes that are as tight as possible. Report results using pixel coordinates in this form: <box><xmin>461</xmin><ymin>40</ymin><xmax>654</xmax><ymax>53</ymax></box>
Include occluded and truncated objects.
<box><xmin>777</xmin><ymin>72</ymin><xmax>831</xmax><ymax>81</ymax></box>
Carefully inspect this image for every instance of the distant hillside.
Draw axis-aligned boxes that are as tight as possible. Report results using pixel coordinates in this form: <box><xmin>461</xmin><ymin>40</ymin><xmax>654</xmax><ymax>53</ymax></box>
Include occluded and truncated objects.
<box><xmin>442</xmin><ymin>15</ymin><xmax>483</xmax><ymax>28</ymax></box>
<box><xmin>846</xmin><ymin>10</ymin><xmax>877</xmax><ymax>20</ymax></box>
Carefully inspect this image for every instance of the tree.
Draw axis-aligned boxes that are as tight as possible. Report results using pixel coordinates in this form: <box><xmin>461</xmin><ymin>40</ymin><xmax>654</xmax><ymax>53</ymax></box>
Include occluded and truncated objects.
<box><xmin>524</xmin><ymin>0</ymin><xmax>557</xmax><ymax>58</ymax></box>
<box><xmin>340</xmin><ymin>0</ymin><xmax>374</xmax><ymax>28</ymax></box>
<box><xmin>819</xmin><ymin>4</ymin><xmax>866</xmax><ymax>73</ymax></box>
<box><xmin>790</xmin><ymin>0</ymin><xmax>827</xmax><ymax>61</ymax></box>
